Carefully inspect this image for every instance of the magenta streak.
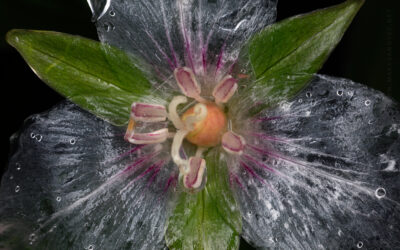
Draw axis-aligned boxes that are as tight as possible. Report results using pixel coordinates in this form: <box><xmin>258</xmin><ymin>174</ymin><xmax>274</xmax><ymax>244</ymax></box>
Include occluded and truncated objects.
<box><xmin>227</xmin><ymin>59</ymin><xmax>238</xmax><ymax>75</ymax></box>
<box><xmin>229</xmin><ymin>172</ymin><xmax>244</xmax><ymax>189</ymax></box>
<box><xmin>240</xmin><ymin>161</ymin><xmax>265</xmax><ymax>184</ymax></box>
<box><xmin>147</xmin><ymin>166</ymin><xmax>162</xmax><ymax>187</ymax></box>
<box><xmin>145</xmin><ymin>30</ymin><xmax>175</xmax><ymax>71</ymax></box>
<box><xmin>250</xmin><ymin>133</ymin><xmax>287</xmax><ymax>143</ymax></box>
<box><xmin>243</xmin><ymin>154</ymin><xmax>274</xmax><ymax>172</ymax></box>
<box><xmin>202</xmin><ymin>46</ymin><xmax>207</xmax><ymax>74</ymax></box>
<box><xmin>164</xmin><ymin>174</ymin><xmax>178</xmax><ymax>192</ymax></box>
<box><xmin>120</xmin><ymin>152</ymin><xmax>157</xmax><ymax>175</ymax></box>
<box><xmin>179</xmin><ymin>6</ymin><xmax>196</xmax><ymax>74</ymax></box>
<box><xmin>215</xmin><ymin>42</ymin><xmax>226</xmax><ymax>76</ymax></box>
<box><xmin>115</xmin><ymin>145</ymin><xmax>145</xmax><ymax>161</ymax></box>
<box><xmin>129</xmin><ymin>160</ymin><xmax>165</xmax><ymax>186</ymax></box>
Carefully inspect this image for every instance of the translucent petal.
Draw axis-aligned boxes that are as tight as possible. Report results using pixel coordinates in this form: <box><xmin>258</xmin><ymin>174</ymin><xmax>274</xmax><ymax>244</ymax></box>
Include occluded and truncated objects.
<box><xmin>0</xmin><ymin>101</ymin><xmax>177</xmax><ymax>249</ymax></box>
<box><xmin>236</xmin><ymin>75</ymin><xmax>400</xmax><ymax>249</ymax></box>
<box><xmin>93</xmin><ymin>0</ymin><xmax>277</xmax><ymax>80</ymax></box>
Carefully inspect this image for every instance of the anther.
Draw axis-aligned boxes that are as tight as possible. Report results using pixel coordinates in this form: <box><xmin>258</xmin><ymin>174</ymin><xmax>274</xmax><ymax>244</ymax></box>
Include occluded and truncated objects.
<box><xmin>183</xmin><ymin>157</ymin><xmax>206</xmax><ymax>190</ymax></box>
<box><xmin>212</xmin><ymin>75</ymin><xmax>238</xmax><ymax>104</ymax></box>
<box><xmin>174</xmin><ymin>67</ymin><xmax>206</xmax><ymax>103</ymax></box>
<box><xmin>131</xmin><ymin>103</ymin><xmax>167</xmax><ymax>122</ymax></box>
<box><xmin>125</xmin><ymin>128</ymin><xmax>169</xmax><ymax>144</ymax></box>
<box><xmin>222</xmin><ymin>131</ymin><xmax>246</xmax><ymax>155</ymax></box>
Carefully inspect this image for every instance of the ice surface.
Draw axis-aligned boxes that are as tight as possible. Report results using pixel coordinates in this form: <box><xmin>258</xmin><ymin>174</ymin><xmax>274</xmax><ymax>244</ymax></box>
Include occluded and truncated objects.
<box><xmin>234</xmin><ymin>75</ymin><xmax>400</xmax><ymax>249</ymax></box>
<box><xmin>90</xmin><ymin>0</ymin><xmax>277</xmax><ymax>89</ymax></box>
<box><xmin>0</xmin><ymin>101</ymin><xmax>176</xmax><ymax>249</ymax></box>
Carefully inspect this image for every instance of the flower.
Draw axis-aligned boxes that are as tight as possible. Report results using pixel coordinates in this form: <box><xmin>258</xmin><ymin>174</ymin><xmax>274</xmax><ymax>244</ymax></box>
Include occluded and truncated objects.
<box><xmin>1</xmin><ymin>0</ymin><xmax>400</xmax><ymax>249</ymax></box>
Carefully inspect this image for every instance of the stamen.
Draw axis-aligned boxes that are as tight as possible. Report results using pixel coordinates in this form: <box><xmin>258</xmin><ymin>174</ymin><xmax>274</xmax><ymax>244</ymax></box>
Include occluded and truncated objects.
<box><xmin>126</xmin><ymin>128</ymin><xmax>169</xmax><ymax>144</ymax></box>
<box><xmin>212</xmin><ymin>75</ymin><xmax>238</xmax><ymax>104</ymax></box>
<box><xmin>174</xmin><ymin>67</ymin><xmax>206</xmax><ymax>103</ymax></box>
<box><xmin>183</xmin><ymin>157</ymin><xmax>206</xmax><ymax>189</ymax></box>
<box><xmin>171</xmin><ymin>130</ymin><xmax>189</xmax><ymax>169</ymax></box>
<box><xmin>131</xmin><ymin>103</ymin><xmax>167</xmax><ymax>122</ymax></box>
<box><xmin>124</xmin><ymin>118</ymin><xmax>136</xmax><ymax>141</ymax></box>
<box><xmin>168</xmin><ymin>95</ymin><xmax>187</xmax><ymax>129</ymax></box>
<box><xmin>182</xmin><ymin>103</ymin><xmax>207</xmax><ymax>130</ymax></box>
<box><xmin>222</xmin><ymin>131</ymin><xmax>246</xmax><ymax>155</ymax></box>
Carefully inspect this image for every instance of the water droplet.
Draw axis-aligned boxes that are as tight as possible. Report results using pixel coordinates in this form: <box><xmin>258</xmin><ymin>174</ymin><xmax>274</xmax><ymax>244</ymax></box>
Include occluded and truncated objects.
<box><xmin>337</xmin><ymin>90</ymin><xmax>343</xmax><ymax>96</ymax></box>
<box><xmin>365</xmin><ymin>100</ymin><xmax>371</xmax><ymax>106</ymax></box>
<box><xmin>30</xmin><ymin>133</ymin><xmax>36</xmax><ymax>139</ymax></box>
<box><xmin>104</xmin><ymin>22</ymin><xmax>115</xmax><ymax>32</ymax></box>
<box><xmin>87</xmin><ymin>245</ymin><xmax>94</xmax><ymax>250</ymax></box>
<box><xmin>357</xmin><ymin>241</ymin><xmax>363</xmax><ymax>248</ymax></box>
<box><xmin>70</xmin><ymin>138</ymin><xmax>76</xmax><ymax>145</ymax></box>
<box><xmin>109</xmin><ymin>10</ymin><xmax>115</xmax><ymax>16</ymax></box>
<box><xmin>306</xmin><ymin>92</ymin><xmax>312</xmax><ymax>98</ymax></box>
<box><xmin>368</xmin><ymin>119</ymin><xmax>374</xmax><ymax>125</ymax></box>
<box><xmin>15</xmin><ymin>37</ymin><xmax>19</xmax><ymax>42</ymax></box>
<box><xmin>375</xmin><ymin>187</ymin><xmax>386</xmax><ymax>199</ymax></box>
<box><xmin>56</xmin><ymin>196</ymin><xmax>62</xmax><ymax>202</ymax></box>
<box><xmin>16</xmin><ymin>163</ymin><xmax>21</xmax><ymax>171</ymax></box>
<box><xmin>9</xmin><ymin>175</ymin><xmax>14</xmax><ymax>180</ymax></box>
<box><xmin>29</xmin><ymin>233</ymin><xmax>37</xmax><ymax>242</ymax></box>
<box><xmin>298</xmin><ymin>99</ymin><xmax>303</xmax><ymax>103</ymax></box>
<box><xmin>347</xmin><ymin>91</ymin><xmax>354</xmax><ymax>97</ymax></box>
<box><xmin>15</xmin><ymin>185</ymin><xmax>20</xmax><ymax>193</ymax></box>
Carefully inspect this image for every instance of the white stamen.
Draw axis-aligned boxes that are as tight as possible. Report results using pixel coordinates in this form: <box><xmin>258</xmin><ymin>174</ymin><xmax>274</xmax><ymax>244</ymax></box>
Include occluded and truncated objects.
<box><xmin>174</xmin><ymin>67</ymin><xmax>206</xmax><ymax>103</ymax></box>
<box><xmin>222</xmin><ymin>131</ymin><xmax>246</xmax><ymax>155</ymax></box>
<box><xmin>168</xmin><ymin>95</ymin><xmax>187</xmax><ymax>129</ymax></box>
<box><xmin>183</xmin><ymin>157</ymin><xmax>206</xmax><ymax>189</ymax></box>
<box><xmin>131</xmin><ymin>103</ymin><xmax>167</xmax><ymax>122</ymax></box>
<box><xmin>171</xmin><ymin>130</ymin><xmax>189</xmax><ymax>170</ymax></box>
<box><xmin>183</xmin><ymin>103</ymin><xmax>207</xmax><ymax>130</ymax></box>
<box><xmin>126</xmin><ymin>128</ymin><xmax>169</xmax><ymax>144</ymax></box>
<box><xmin>212</xmin><ymin>75</ymin><xmax>238</xmax><ymax>104</ymax></box>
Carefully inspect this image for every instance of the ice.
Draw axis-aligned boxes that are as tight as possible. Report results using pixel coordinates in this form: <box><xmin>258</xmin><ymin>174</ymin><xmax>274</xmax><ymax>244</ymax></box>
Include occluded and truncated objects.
<box><xmin>234</xmin><ymin>75</ymin><xmax>400</xmax><ymax>249</ymax></box>
<box><xmin>0</xmin><ymin>101</ymin><xmax>176</xmax><ymax>249</ymax></box>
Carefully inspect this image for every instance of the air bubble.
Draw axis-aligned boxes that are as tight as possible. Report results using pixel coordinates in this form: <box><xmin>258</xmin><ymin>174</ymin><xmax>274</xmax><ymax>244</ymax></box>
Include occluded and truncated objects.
<box><xmin>306</xmin><ymin>92</ymin><xmax>312</xmax><ymax>98</ymax></box>
<box><xmin>16</xmin><ymin>163</ymin><xmax>21</xmax><ymax>171</ymax></box>
<box><xmin>337</xmin><ymin>90</ymin><xmax>343</xmax><ymax>96</ymax></box>
<box><xmin>56</xmin><ymin>196</ymin><xmax>62</xmax><ymax>202</ymax></box>
<box><xmin>109</xmin><ymin>10</ymin><xmax>115</xmax><ymax>16</ymax></box>
<box><xmin>29</xmin><ymin>233</ymin><xmax>37</xmax><ymax>242</ymax></box>
<box><xmin>9</xmin><ymin>175</ymin><xmax>14</xmax><ymax>180</ymax></box>
<box><xmin>375</xmin><ymin>187</ymin><xmax>386</xmax><ymax>199</ymax></box>
<box><xmin>87</xmin><ymin>245</ymin><xmax>94</xmax><ymax>250</ymax></box>
<box><xmin>298</xmin><ymin>99</ymin><xmax>303</xmax><ymax>103</ymax></box>
<box><xmin>30</xmin><ymin>133</ymin><xmax>35</xmax><ymax>138</ymax></box>
<box><xmin>368</xmin><ymin>120</ymin><xmax>374</xmax><ymax>125</ymax></box>
<box><xmin>357</xmin><ymin>241</ymin><xmax>363</xmax><ymax>248</ymax></box>
<box><xmin>365</xmin><ymin>100</ymin><xmax>371</xmax><ymax>106</ymax></box>
<box><xmin>70</xmin><ymin>138</ymin><xmax>76</xmax><ymax>145</ymax></box>
<box><xmin>15</xmin><ymin>185</ymin><xmax>20</xmax><ymax>193</ymax></box>
<box><xmin>36</xmin><ymin>134</ymin><xmax>42</xmax><ymax>142</ymax></box>
<box><xmin>104</xmin><ymin>22</ymin><xmax>115</xmax><ymax>32</ymax></box>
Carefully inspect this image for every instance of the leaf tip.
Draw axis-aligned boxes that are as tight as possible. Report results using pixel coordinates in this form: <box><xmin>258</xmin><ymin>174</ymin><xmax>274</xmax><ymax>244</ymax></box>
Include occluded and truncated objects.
<box><xmin>6</xmin><ymin>29</ymin><xmax>27</xmax><ymax>48</ymax></box>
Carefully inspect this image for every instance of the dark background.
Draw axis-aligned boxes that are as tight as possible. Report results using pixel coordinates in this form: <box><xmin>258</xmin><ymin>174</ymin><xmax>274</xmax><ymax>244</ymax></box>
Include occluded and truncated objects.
<box><xmin>0</xmin><ymin>1</ymin><xmax>399</xmax><ymax>249</ymax></box>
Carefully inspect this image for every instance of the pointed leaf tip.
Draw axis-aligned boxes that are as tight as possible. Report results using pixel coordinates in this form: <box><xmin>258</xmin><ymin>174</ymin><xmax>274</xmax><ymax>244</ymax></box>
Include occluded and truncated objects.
<box><xmin>6</xmin><ymin>29</ymin><xmax>155</xmax><ymax>126</ymax></box>
<box><xmin>244</xmin><ymin>0</ymin><xmax>365</xmax><ymax>115</ymax></box>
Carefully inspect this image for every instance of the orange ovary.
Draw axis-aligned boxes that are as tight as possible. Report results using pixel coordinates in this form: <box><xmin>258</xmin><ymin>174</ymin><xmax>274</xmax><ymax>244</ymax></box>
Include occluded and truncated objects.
<box><xmin>181</xmin><ymin>103</ymin><xmax>227</xmax><ymax>147</ymax></box>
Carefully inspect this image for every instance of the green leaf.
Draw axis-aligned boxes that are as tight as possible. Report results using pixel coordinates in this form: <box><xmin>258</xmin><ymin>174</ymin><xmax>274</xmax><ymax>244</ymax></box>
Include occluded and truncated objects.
<box><xmin>245</xmin><ymin>0</ymin><xmax>364</xmax><ymax>114</ymax></box>
<box><xmin>166</xmin><ymin>149</ymin><xmax>242</xmax><ymax>250</ymax></box>
<box><xmin>6</xmin><ymin>29</ymin><xmax>156</xmax><ymax>126</ymax></box>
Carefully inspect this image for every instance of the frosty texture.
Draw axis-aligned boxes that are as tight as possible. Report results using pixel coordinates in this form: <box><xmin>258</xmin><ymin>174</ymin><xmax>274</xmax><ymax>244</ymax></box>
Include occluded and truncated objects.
<box><xmin>237</xmin><ymin>75</ymin><xmax>400</xmax><ymax>249</ymax></box>
<box><xmin>91</xmin><ymin>0</ymin><xmax>277</xmax><ymax>84</ymax></box>
<box><xmin>0</xmin><ymin>102</ymin><xmax>175</xmax><ymax>250</ymax></box>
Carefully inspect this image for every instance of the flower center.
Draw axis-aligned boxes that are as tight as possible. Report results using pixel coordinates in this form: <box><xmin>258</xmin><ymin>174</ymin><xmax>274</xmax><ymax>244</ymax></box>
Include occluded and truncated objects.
<box><xmin>181</xmin><ymin>103</ymin><xmax>227</xmax><ymax>147</ymax></box>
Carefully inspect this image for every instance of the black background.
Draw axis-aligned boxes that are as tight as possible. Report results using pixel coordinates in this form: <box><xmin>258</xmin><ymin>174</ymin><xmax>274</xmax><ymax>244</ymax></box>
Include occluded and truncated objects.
<box><xmin>0</xmin><ymin>1</ymin><xmax>399</xmax><ymax>249</ymax></box>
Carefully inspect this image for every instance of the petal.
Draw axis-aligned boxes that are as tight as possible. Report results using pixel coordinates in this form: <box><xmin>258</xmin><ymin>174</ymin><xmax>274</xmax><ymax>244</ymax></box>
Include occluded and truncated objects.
<box><xmin>91</xmin><ymin>0</ymin><xmax>277</xmax><ymax>78</ymax></box>
<box><xmin>237</xmin><ymin>75</ymin><xmax>400</xmax><ymax>249</ymax></box>
<box><xmin>0</xmin><ymin>101</ymin><xmax>177</xmax><ymax>249</ymax></box>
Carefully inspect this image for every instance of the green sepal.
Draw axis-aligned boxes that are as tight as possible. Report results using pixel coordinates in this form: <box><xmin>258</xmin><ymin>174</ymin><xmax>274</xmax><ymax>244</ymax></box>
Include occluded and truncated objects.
<box><xmin>166</xmin><ymin>149</ymin><xmax>242</xmax><ymax>250</ymax></box>
<box><xmin>6</xmin><ymin>29</ymin><xmax>157</xmax><ymax>126</ymax></box>
<box><xmin>243</xmin><ymin>0</ymin><xmax>364</xmax><ymax>115</ymax></box>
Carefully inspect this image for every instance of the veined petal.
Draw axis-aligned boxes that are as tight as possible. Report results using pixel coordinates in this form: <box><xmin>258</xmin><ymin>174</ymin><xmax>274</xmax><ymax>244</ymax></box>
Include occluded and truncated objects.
<box><xmin>91</xmin><ymin>0</ymin><xmax>277</xmax><ymax>79</ymax></box>
<box><xmin>131</xmin><ymin>102</ymin><xmax>167</xmax><ymax>122</ymax></box>
<box><xmin>0</xmin><ymin>101</ymin><xmax>176</xmax><ymax>250</ymax></box>
<box><xmin>237</xmin><ymin>75</ymin><xmax>400</xmax><ymax>249</ymax></box>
